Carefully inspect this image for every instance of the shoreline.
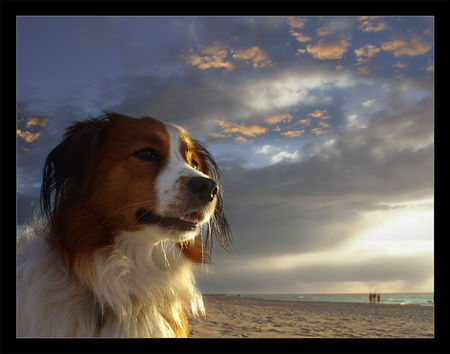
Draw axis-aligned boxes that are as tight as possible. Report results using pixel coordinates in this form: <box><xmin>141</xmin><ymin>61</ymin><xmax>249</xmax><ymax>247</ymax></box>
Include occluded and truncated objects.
<box><xmin>188</xmin><ymin>294</ymin><xmax>434</xmax><ymax>338</ymax></box>
<box><xmin>216</xmin><ymin>293</ymin><xmax>434</xmax><ymax>307</ymax></box>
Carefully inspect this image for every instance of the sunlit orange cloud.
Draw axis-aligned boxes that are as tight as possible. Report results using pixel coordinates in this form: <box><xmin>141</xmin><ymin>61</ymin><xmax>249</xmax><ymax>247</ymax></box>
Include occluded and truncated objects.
<box><xmin>181</xmin><ymin>42</ymin><xmax>234</xmax><ymax>71</ymax></box>
<box><xmin>234</xmin><ymin>135</ymin><xmax>249</xmax><ymax>143</ymax></box>
<box><xmin>232</xmin><ymin>46</ymin><xmax>273</xmax><ymax>68</ymax></box>
<box><xmin>311</xmin><ymin>127</ymin><xmax>325</xmax><ymax>136</ymax></box>
<box><xmin>282</xmin><ymin>129</ymin><xmax>305</xmax><ymax>138</ymax></box>
<box><xmin>318</xmin><ymin>121</ymin><xmax>331</xmax><ymax>128</ymax></box>
<box><xmin>25</xmin><ymin>116</ymin><xmax>48</xmax><ymax>128</ymax></box>
<box><xmin>298</xmin><ymin>118</ymin><xmax>311</xmax><ymax>126</ymax></box>
<box><xmin>308</xmin><ymin>109</ymin><xmax>330</xmax><ymax>119</ymax></box>
<box><xmin>381</xmin><ymin>34</ymin><xmax>432</xmax><ymax>57</ymax></box>
<box><xmin>306</xmin><ymin>39</ymin><xmax>350</xmax><ymax>60</ymax></box>
<box><xmin>355</xmin><ymin>57</ymin><xmax>370</xmax><ymax>67</ymax></box>
<box><xmin>426</xmin><ymin>63</ymin><xmax>434</xmax><ymax>72</ymax></box>
<box><xmin>17</xmin><ymin>129</ymin><xmax>42</xmax><ymax>143</ymax></box>
<box><xmin>263</xmin><ymin>113</ymin><xmax>292</xmax><ymax>125</ymax></box>
<box><xmin>316</xmin><ymin>26</ymin><xmax>329</xmax><ymax>37</ymax></box>
<box><xmin>209</xmin><ymin>132</ymin><xmax>233</xmax><ymax>139</ymax></box>
<box><xmin>290</xmin><ymin>31</ymin><xmax>311</xmax><ymax>43</ymax></box>
<box><xmin>354</xmin><ymin>44</ymin><xmax>380</xmax><ymax>58</ymax></box>
<box><xmin>217</xmin><ymin>120</ymin><xmax>268</xmax><ymax>137</ymax></box>
<box><xmin>358</xmin><ymin>16</ymin><xmax>388</xmax><ymax>32</ymax></box>
<box><xmin>353</xmin><ymin>44</ymin><xmax>379</xmax><ymax>75</ymax></box>
<box><xmin>286</xmin><ymin>16</ymin><xmax>306</xmax><ymax>29</ymax></box>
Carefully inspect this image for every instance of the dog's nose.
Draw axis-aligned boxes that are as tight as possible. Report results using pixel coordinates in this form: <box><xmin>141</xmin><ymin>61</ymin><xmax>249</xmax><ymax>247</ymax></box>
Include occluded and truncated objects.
<box><xmin>187</xmin><ymin>177</ymin><xmax>219</xmax><ymax>203</ymax></box>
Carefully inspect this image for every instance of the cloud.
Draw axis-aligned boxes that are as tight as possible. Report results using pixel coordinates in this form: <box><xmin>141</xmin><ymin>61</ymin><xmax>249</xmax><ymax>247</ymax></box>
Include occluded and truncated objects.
<box><xmin>306</xmin><ymin>39</ymin><xmax>350</xmax><ymax>60</ymax></box>
<box><xmin>393</xmin><ymin>62</ymin><xmax>408</xmax><ymax>69</ymax></box>
<box><xmin>354</xmin><ymin>44</ymin><xmax>380</xmax><ymax>58</ymax></box>
<box><xmin>381</xmin><ymin>34</ymin><xmax>432</xmax><ymax>57</ymax></box>
<box><xmin>282</xmin><ymin>129</ymin><xmax>306</xmax><ymax>138</ymax></box>
<box><xmin>357</xmin><ymin>65</ymin><xmax>372</xmax><ymax>75</ymax></box>
<box><xmin>316</xmin><ymin>26</ymin><xmax>329</xmax><ymax>37</ymax></box>
<box><xmin>310</xmin><ymin>127</ymin><xmax>326</xmax><ymax>136</ymax></box>
<box><xmin>255</xmin><ymin>144</ymin><xmax>281</xmax><ymax>155</ymax></box>
<box><xmin>308</xmin><ymin>109</ymin><xmax>330</xmax><ymax>119</ymax></box>
<box><xmin>180</xmin><ymin>41</ymin><xmax>234</xmax><ymax>71</ymax></box>
<box><xmin>361</xmin><ymin>99</ymin><xmax>376</xmax><ymax>108</ymax></box>
<box><xmin>358</xmin><ymin>16</ymin><xmax>388</xmax><ymax>32</ymax></box>
<box><xmin>353</xmin><ymin>44</ymin><xmax>380</xmax><ymax>75</ymax></box>
<box><xmin>298</xmin><ymin>118</ymin><xmax>311</xmax><ymax>126</ymax></box>
<box><xmin>263</xmin><ymin>113</ymin><xmax>293</xmax><ymax>125</ymax></box>
<box><xmin>318</xmin><ymin>121</ymin><xmax>331</xmax><ymax>128</ymax></box>
<box><xmin>271</xmin><ymin>150</ymin><xmax>299</xmax><ymax>164</ymax></box>
<box><xmin>17</xmin><ymin>110</ymin><xmax>49</xmax><ymax>146</ymax></box>
<box><xmin>233</xmin><ymin>135</ymin><xmax>249</xmax><ymax>143</ymax></box>
<box><xmin>25</xmin><ymin>116</ymin><xmax>48</xmax><ymax>128</ymax></box>
<box><xmin>181</xmin><ymin>42</ymin><xmax>275</xmax><ymax>72</ymax></box>
<box><xmin>103</xmin><ymin>62</ymin><xmax>361</xmax><ymax>141</ymax></box>
<box><xmin>217</xmin><ymin>92</ymin><xmax>433</xmax><ymax>260</ymax></box>
<box><xmin>198</xmin><ymin>249</ymin><xmax>432</xmax><ymax>293</ymax></box>
<box><xmin>241</xmin><ymin>66</ymin><xmax>359</xmax><ymax>113</ymax></box>
<box><xmin>232</xmin><ymin>46</ymin><xmax>273</xmax><ymax>68</ymax></box>
<box><xmin>286</xmin><ymin>16</ymin><xmax>306</xmax><ymax>29</ymax></box>
<box><xmin>217</xmin><ymin>120</ymin><xmax>268</xmax><ymax>137</ymax></box>
<box><xmin>315</xmin><ymin>17</ymin><xmax>356</xmax><ymax>37</ymax></box>
<box><xmin>290</xmin><ymin>31</ymin><xmax>312</xmax><ymax>43</ymax></box>
<box><xmin>209</xmin><ymin>132</ymin><xmax>232</xmax><ymax>139</ymax></box>
<box><xmin>17</xmin><ymin>129</ymin><xmax>42</xmax><ymax>143</ymax></box>
<box><xmin>255</xmin><ymin>145</ymin><xmax>300</xmax><ymax>164</ymax></box>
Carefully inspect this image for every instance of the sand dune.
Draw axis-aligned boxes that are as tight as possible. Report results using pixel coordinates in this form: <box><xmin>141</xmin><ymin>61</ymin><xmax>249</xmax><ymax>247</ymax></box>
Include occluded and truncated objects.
<box><xmin>188</xmin><ymin>294</ymin><xmax>433</xmax><ymax>338</ymax></box>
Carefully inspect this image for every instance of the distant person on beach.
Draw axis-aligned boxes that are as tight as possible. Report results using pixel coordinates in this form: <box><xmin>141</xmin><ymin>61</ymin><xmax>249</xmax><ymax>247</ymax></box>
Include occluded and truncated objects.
<box><xmin>377</xmin><ymin>294</ymin><xmax>381</xmax><ymax>303</ymax></box>
<box><xmin>369</xmin><ymin>293</ymin><xmax>372</xmax><ymax>303</ymax></box>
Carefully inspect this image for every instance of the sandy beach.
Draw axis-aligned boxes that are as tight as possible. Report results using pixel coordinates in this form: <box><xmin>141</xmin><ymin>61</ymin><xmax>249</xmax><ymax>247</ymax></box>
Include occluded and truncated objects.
<box><xmin>188</xmin><ymin>294</ymin><xmax>433</xmax><ymax>338</ymax></box>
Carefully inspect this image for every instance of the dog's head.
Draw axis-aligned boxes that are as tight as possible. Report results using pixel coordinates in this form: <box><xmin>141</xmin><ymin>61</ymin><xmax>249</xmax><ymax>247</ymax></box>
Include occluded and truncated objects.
<box><xmin>41</xmin><ymin>112</ymin><xmax>232</xmax><ymax>268</ymax></box>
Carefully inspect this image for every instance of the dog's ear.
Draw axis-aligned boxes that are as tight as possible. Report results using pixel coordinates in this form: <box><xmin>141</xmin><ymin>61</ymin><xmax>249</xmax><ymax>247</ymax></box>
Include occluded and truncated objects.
<box><xmin>40</xmin><ymin>117</ymin><xmax>111</xmax><ymax>223</ymax></box>
<box><xmin>191</xmin><ymin>141</ymin><xmax>233</xmax><ymax>261</ymax></box>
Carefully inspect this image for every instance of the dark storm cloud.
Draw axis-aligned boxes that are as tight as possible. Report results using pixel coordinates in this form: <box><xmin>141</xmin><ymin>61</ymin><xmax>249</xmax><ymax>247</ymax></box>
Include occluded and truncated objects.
<box><xmin>218</xmin><ymin>93</ymin><xmax>433</xmax><ymax>257</ymax></box>
<box><xmin>108</xmin><ymin>59</ymin><xmax>365</xmax><ymax>138</ymax></box>
<box><xmin>197</xmin><ymin>252</ymin><xmax>433</xmax><ymax>293</ymax></box>
<box><xmin>222</xmin><ymin>200</ymin><xmax>366</xmax><ymax>257</ymax></box>
<box><xmin>108</xmin><ymin>71</ymin><xmax>249</xmax><ymax>134</ymax></box>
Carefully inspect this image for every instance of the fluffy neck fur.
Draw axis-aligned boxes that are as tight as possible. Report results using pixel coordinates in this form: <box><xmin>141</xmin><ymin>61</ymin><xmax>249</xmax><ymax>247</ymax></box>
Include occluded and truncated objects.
<box><xmin>17</xmin><ymin>222</ymin><xmax>204</xmax><ymax>337</ymax></box>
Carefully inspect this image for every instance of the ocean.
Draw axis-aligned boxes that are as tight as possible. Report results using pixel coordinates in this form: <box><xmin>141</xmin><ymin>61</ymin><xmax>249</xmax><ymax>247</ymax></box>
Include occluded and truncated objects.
<box><xmin>235</xmin><ymin>293</ymin><xmax>434</xmax><ymax>306</ymax></box>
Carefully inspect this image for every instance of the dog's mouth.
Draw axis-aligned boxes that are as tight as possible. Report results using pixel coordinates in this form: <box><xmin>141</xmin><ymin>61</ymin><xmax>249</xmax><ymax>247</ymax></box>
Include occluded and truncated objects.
<box><xmin>135</xmin><ymin>207</ymin><xmax>203</xmax><ymax>231</ymax></box>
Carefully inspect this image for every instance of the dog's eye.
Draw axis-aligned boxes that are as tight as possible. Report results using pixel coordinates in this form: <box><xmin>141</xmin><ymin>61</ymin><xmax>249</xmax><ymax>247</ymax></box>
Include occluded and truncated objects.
<box><xmin>133</xmin><ymin>147</ymin><xmax>162</xmax><ymax>161</ymax></box>
<box><xmin>191</xmin><ymin>159</ymin><xmax>199</xmax><ymax>170</ymax></box>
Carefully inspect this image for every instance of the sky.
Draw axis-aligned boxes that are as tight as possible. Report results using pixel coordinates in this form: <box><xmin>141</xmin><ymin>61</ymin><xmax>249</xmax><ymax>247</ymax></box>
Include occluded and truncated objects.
<box><xmin>17</xmin><ymin>16</ymin><xmax>434</xmax><ymax>294</ymax></box>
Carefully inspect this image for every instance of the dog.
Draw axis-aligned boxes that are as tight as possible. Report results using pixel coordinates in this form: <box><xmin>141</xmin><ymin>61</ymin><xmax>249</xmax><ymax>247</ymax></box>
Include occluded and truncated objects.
<box><xmin>17</xmin><ymin>112</ymin><xmax>232</xmax><ymax>337</ymax></box>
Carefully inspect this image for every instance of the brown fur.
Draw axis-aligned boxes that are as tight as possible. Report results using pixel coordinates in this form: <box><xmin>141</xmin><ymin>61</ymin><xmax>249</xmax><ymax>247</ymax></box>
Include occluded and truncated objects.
<box><xmin>48</xmin><ymin>114</ymin><xmax>170</xmax><ymax>271</ymax></box>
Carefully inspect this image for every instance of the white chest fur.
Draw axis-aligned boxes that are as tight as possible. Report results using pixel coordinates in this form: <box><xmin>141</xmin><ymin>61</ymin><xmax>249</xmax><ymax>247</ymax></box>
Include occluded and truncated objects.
<box><xmin>17</xmin><ymin>225</ymin><xmax>204</xmax><ymax>337</ymax></box>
